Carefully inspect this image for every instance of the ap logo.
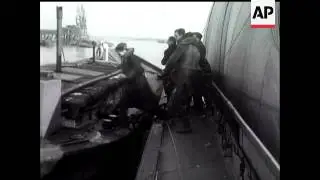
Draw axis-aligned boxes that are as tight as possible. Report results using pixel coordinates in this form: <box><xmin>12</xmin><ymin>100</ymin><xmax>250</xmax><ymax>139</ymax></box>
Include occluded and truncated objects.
<box><xmin>251</xmin><ymin>0</ymin><xmax>276</xmax><ymax>28</ymax></box>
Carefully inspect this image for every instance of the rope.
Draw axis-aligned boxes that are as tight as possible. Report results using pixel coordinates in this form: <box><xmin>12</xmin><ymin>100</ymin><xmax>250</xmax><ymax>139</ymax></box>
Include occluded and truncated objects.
<box><xmin>166</xmin><ymin>122</ymin><xmax>184</xmax><ymax>180</ymax></box>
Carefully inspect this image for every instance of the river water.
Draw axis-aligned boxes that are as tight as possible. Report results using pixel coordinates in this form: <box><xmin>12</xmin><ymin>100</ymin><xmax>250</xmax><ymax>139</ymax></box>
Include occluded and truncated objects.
<box><xmin>40</xmin><ymin>39</ymin><xmax>167</xmax><ymax>69</ymax></box>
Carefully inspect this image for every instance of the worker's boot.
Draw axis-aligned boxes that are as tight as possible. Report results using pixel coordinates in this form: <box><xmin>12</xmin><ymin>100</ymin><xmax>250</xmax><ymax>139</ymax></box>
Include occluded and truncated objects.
<box><xmin>175</xmin><ymin>117</ymin><xmax>192</xmax><ymax>134</ymax></box>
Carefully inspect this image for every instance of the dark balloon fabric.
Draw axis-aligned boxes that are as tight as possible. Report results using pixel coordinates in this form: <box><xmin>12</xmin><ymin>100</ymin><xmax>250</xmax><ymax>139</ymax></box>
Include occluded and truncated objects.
<box><xmin>203</xmin><ymin>2</ymin><xmax>280</xmax><ymax>161</ymax></box>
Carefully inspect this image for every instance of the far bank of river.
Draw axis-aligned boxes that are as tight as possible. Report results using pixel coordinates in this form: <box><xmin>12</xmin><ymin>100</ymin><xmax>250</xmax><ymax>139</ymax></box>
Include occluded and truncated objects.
<box><xmin>40</xmin><ymin>39</ymin><xmax>167</xmax><ymax>69</ymax></box>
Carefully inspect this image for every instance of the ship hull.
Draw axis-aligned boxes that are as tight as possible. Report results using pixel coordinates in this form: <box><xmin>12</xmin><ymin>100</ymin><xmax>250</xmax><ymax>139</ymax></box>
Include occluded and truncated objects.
<box><xmin>42</xmin><ymin>115</ymin><xmax>153</xmax><ymax>180</ymax></box>
<box><xmin>41</xmin><ymin>54</ymin><xmax>164</xmax><ymax>180</ymax></box>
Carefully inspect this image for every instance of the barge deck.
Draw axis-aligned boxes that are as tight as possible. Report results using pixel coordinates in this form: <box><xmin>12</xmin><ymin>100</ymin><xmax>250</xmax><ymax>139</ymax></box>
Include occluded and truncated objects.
<box><xmin>136</xmin><ymin>117</ymin><xmax>231</xmax><ymax>180</ymax></box>
<box><xmin>40</xmin><ymin>60</ymin><xmax>120</xmax><ymax>92</ymax></box>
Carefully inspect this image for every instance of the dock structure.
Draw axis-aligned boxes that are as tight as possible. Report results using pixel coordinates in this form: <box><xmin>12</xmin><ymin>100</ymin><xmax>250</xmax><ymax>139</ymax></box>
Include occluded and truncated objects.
<box><xmin>40</xmin><ymin>26</ymin><xmax>85</xmax><ymax>45</ymax></box>
<box><xmin>41</xmin><ymin>6</ymin><xmax>117</xmax><ymax>93</ymax></box>
<box><xmin>56</xmin><ymin>6</ymin><xmax>63</xmax><ymax>73</ymax></box>
<box><xmin>40</xmin><ymin>28</ymin><xmax>78</xmax><ymax>43</ymax></box>
<box><xmin>40</xmin><ymin>29</ymin><xmax>57</xmax><ymax>42</ymax></box>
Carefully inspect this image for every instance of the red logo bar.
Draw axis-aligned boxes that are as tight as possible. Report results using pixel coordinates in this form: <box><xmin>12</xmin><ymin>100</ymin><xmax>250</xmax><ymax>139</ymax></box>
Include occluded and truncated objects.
<box><xmin>251</xmin><ymin>24</ymin><xmax>276</xmax><ymax>28</ymax></box>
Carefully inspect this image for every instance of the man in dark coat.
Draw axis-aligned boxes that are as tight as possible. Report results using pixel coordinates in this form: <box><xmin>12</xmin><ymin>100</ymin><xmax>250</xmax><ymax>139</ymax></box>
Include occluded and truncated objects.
<box><xmin>193</xmin><ymin>32</ymin><xmax>215</xmax><ymax>116</ymax></box>
<box><xmin>161</xmin><ymin>36</ymin><xmax>177</xmax><ymax>66</ymax></box>
<box><xmin>160</xmin><ymin>34</ymin><xmax>203</xmax><ymax>133</ymax></box>
<box><xmin>184</xmin><ymin>32</ymin><xmax>206</xmax><ymax>114</ymax></box>
<box><xmin>116</xmin><ymin>44</ymin><xmax>167</xmax><ymax>128</ymax></box>
<box><xmin>193</xmin><ymin>32</ymin><xmax>211</xmax><ymax>74</ymax></box>
<box><xmin>161</xmin><ymin>36</ymin><xmax>177</xmax><ymax>101</ymax></box>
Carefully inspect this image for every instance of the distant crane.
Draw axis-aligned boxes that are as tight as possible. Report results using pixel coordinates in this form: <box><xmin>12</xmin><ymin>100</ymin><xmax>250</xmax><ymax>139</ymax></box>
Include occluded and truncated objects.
<box><xmin>76</xmin><ymin>4</ymin><xmax>88</xmax><ymax>40</ymax></box>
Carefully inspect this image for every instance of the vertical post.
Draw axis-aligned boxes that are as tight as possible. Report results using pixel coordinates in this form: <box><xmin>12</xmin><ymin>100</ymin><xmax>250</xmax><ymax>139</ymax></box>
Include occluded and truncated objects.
<box><xmin>56</xmin><ymin>6</ymin><xmax>63</xmax><ymax>73</ymax></box>
<box><xmin>92</xmin><ymin>41</ymin><xmax>96</xmax><ymax>62</ymax></box>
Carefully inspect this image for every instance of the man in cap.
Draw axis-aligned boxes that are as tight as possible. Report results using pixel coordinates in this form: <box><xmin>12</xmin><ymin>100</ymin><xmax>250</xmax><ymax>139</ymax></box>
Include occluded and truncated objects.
<box><xmin>159</xmin><ymin>29</ymin><xmax>203</xmax><ymax>133</ymax></box>
<box><xmin>161</xmin><ymin>36</ymin><xmax>177</xmax><ymax>102</ymax></box>
<box><xmin>115</xmin><ymin>43</ymin><xmax>167</xmax><ymax>128</ymax></box>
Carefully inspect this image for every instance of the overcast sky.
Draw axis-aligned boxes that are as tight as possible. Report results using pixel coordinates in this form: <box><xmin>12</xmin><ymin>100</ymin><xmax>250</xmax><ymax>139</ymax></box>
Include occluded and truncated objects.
<box><xmin>40</xmin><ymin>2</ymin><xmax>213</xmax><ymax>39</ymax></box>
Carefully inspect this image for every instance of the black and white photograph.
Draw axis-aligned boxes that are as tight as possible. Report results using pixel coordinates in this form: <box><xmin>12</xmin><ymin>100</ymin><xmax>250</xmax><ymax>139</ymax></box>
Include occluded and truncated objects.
<box><xmin>40</xmin><ymin>2</ymin><xmax>280</xmax><ymax>180</ymax></box>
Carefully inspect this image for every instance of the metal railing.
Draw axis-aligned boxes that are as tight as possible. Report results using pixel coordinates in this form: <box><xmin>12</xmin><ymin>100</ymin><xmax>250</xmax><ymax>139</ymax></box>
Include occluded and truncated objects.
<box><xmin>211</xmin><ymin>82</ymin><xmax>280</xmax><ymax>180</ymax></box>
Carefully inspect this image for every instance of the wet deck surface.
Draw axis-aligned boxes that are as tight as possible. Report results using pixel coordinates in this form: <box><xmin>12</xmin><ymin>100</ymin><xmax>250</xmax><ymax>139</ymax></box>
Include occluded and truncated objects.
<box><xmin>137</xmin><ymin>116</ymin><xmax>232</xmax><ymax>180</ymax></box>
<box><xmin>40</xmin><ymin>60</ymin><xmax>118</xmax><ymax>91</ymax></box>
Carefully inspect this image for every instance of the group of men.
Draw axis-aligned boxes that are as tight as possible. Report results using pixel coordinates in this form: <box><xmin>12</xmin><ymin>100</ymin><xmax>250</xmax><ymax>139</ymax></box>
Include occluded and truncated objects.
<box><xmin>112</xmin><ymin>29</ymin><xmax>214</xmax><ymax>134</ymax></box>
<box><xmin>159</xmin><ymin>28</ymin><xmax>214</xmax><ymax>133</ymax></box>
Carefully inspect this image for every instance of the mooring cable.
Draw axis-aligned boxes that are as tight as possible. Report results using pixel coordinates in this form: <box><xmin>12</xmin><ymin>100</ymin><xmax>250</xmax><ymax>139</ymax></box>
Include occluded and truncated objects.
<box><xmin>165</xmin><ymin>122</ymin><xmax>184</xmax><ymax>180</ymax></box>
